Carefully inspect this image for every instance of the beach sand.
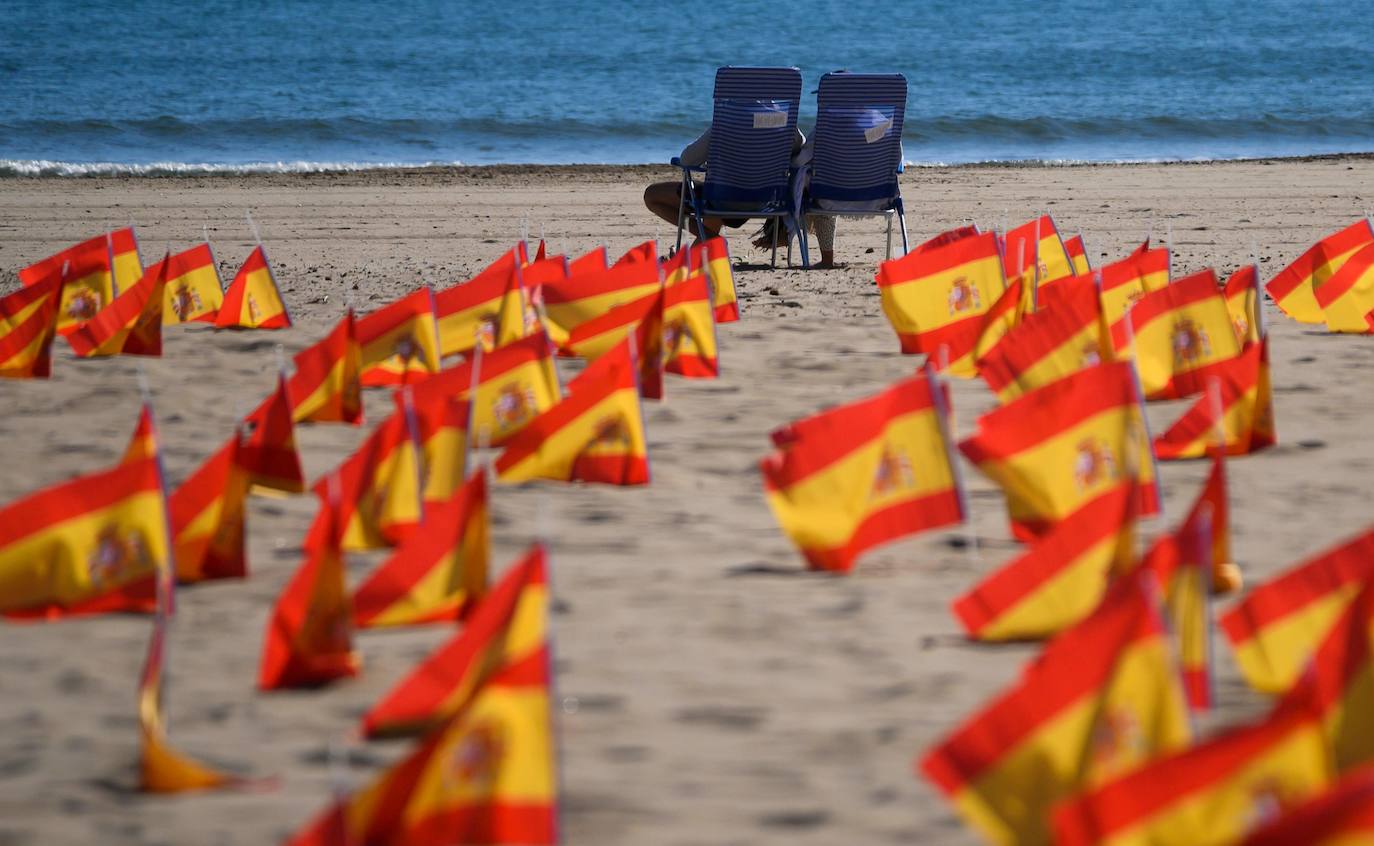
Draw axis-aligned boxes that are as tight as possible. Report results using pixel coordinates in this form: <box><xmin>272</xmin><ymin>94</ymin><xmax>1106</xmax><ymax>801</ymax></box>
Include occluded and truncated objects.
<box><xmin>2</xmin><ymin>157</ymin><xmax>1374</xmax><ymax>845</ymax></box>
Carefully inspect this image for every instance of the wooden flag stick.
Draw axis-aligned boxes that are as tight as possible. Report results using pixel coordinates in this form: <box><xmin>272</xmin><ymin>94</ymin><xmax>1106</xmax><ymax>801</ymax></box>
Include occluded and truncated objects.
<box><xmin>927</xmin><ymin>353</ymin><xmax>976</xmax><ymax>564</ymax></box>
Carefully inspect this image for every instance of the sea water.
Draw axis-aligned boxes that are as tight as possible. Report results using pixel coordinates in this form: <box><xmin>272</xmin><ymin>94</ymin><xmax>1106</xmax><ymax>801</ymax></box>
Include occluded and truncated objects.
<box><xmin>3</xmin><ymin>0</ymin><xmax>1372</xmax><ymax>173</ymax></box>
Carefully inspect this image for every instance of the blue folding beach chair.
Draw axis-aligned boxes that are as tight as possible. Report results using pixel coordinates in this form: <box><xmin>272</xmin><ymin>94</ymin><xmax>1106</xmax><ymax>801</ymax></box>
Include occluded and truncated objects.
<box><xmin>673</xmin><ymin>66</ymin><xmax>807</xmax><ymax>268</ymax></box>
<box><xmin>799</xmin><ymin>72</ymin><xmax>909</xmax><ymax>267</ymax></box>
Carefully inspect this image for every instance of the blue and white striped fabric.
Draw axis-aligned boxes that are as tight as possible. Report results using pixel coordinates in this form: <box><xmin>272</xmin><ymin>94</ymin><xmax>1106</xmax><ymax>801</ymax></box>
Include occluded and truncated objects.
<box><xmin>809</xmin><ymin>72</ymin><xmax>907</xmax><ymax>208</ymax></box>
<box><xmin>702</xmin><ymin>66</ymin><xmax>802</xmax><ymax>209</ymax></box>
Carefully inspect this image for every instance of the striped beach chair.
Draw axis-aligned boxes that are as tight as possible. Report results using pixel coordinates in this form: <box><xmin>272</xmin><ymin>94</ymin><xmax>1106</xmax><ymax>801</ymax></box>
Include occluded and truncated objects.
<box><xmin>801</xmin><ymin>72</ymin><xmax>909</xmax><ymax>266</ymax></box>
<box><xmin>672</xmin><ymin>66</ymin><xmax>806</xmax><ymax>268</ymax></box>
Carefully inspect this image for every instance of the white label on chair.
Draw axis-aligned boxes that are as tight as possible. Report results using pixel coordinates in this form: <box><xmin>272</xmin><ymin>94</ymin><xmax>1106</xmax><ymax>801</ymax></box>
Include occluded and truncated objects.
<box><xmin>865</xmin><ymin>119</ymin><xmax>893</xmax><ymax>144</ymax></box>
<box><xmin>753</xmin><ymin>111</ymin><xmax>786</xmax><ymax>129</ymax></box>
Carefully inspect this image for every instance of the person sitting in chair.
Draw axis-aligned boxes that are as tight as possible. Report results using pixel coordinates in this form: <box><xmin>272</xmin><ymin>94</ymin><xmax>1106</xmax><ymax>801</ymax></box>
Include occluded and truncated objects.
<box><xmin>643</xmin><ymin>128</ymin><xmax>838</xmax><ymax>269</ymax></box>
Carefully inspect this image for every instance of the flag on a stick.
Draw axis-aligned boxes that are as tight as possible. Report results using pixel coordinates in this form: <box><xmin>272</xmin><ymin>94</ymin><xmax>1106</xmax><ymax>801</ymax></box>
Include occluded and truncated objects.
<box><xmin>1224</xmin><ymin>264</ymin><xmax>1263</xmax><ymax>345</ymax></box>
<box><xmin>358</xmin><ymin>287</ymin><xmax>443</xmax><ymax>386</ymax></box>
<box><xmin>240</xmin><ymin>373</ymin><xmax>307</xmax><ymax>495</ymax></box>
<box><xmin>434</xmin><ymin>246</ymin><xmax>530</xmax><ymax>357</ymax></box>
<box><xmin>161</xmin><ymin>243</ymin><xmax>224</xmax><ymax>324</ymax></box>
<box><xmin>1315</xmin><ymin>241</ymin><xmax>1374</xmax><ymax>333</ymax></box>
<box><xmin>288</xmin><ymin>309</ymin><xmax>364</xmax><ymax>425</ymax></box>
<box><xmin>976</xmin><ymin>277</ymin><xmax>1112</xmax><ymax>403</ymax></box>
<box><xmin>1153</xmin><ymin>338</ymin><xmax>1275</xmax><ymax>459</ymax></box>
<box><xmin>1266</xmin><ymin>219</ymin><xmax>1374</xmax><ymax>325</ymax></box>
<box><xmin>0</xmin><ymin>270</ymin><xmax>61</xmax><ymax>379</ymax></box>
<box><xmin>214</xmin><ymin>245</ymin><xmax>290</xmax><ymax>329</ymax></box>
<box><xmin>168</xmin><ymin>435</ymin><xmax>250</xmax><ymax>583</ymax></box>
<box><xmin>19</xmin><ymin>228</ymin><xmax>131</xmax><ymax>330</ymax></box>
<box><xmin>1115</xmin><ymin>268</ymin><xmax>1241</xmax><ymax>400</ymax></box>
<box><xmin>64</xmin><ymin>253</ymin><xmax>168</xmax><ymax>357</ymax></box>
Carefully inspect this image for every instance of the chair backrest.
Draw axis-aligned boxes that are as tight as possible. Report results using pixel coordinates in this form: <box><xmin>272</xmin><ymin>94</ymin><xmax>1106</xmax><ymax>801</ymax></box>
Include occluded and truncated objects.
<box><xmin>810</xmin><ymin>72</ymin><xmax>907</xmax><ymax>206</ymax></box>
<box><xmin>703</xmin><ymin>66</ymin><xmax>802</xmax><ymax>209</ymax></box>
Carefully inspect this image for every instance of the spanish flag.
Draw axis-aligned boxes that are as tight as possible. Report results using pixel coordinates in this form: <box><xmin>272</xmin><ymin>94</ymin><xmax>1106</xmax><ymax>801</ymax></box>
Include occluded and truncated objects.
<box><xmin>920</xmin><ymin>574</ymin><xmax>1193</xmax><ymax>846</ymax></box>
<box><xmin>168</xmin><ymin>436</ymin><xmax>250</xmax><ymax>583</ymax></box>
<box><xmin>1238</xmin><ymin>763</ymin><xmax>1374</xmax><ymax>846</ymax></box>
<box><xmin>402</xmin><ymin>333</ymin><xmax>561</xmax><ymax>448</ymax></box>
<box><xmin>258</xmin><ymin>502</ymin><xmax>360</xmax><ymax>690</ymax></box>
<box><xmin>1220</xmin><ymin>526</ymin><xmax>1374</xmax><ymax>695</ymax></box>
<box><xmin>960</xmin><ymin>360</ymin><xmax>1161</xmax><ymax>542</ymax></box>
<box><xmin>288</xmin><ymin>309</ymin><xmax>364</xmax><ymax>425</ymax></box>
<box><xmin>64</xmin><ymin>252</ymin><xmax>168</xmax><ymax>358</ymax></box>
<box><xmin>1050</xmin><ymin>697</ymin><xmax>1334</xmax><ymax>846</ymax></box>
<box><xmin>571</xmin><ymin>245</ymin><xmax>609</xmax><ymax>273</ymax></box>
<box><xmin>287</xmin><ymin>647</ymin><xmax>556</xmax><ymax>845</ymax></box>
<box><xmin>1224</xmin><ymin>264</ymin><xmax>1263</xmax><ymax>345</ymax></box>
<box><xmin>1099</xmin><ymin>246</ymin><xmax>1171</xmax><ymax>338</ymax></box>
<box><xmin>1003</xmin><ymin>214</ymin><xmax>1075</xmax><ymax>288</ymax></box>
<box><xmin>762</xmin><ymin>369</ymin><xmax>965</xmax><ymax>573</ymax></box>
<box><xmin>1277</xmin><ymin>580</ymin><xmax>1374</xmax><ymax>772</ymax></box>
<box><xmin>970</xmin><ymin>276</ymin><xmax>1028</xmax><ymax>363</ymax></box>
<box><xmin>495</xmin><ymin>339</ymin><xmax>649</xmax><ymax>486</ymax></box>
<box><xmin>953</xmin><ymin>483</ymin><xmax>1137</xmax><ymax>642</ymax></box>
<box><xmin>1116</xmin><ymin>268</ymin><xmax>1242</xmax><ymax>400</ymax></box>
<box><xmin>701</xmin><ymin>235</ymin><xmax>740</xmax><ymax>323</ymax></box>
<box><xmin>616</xmin><ymin>240</ymin><xmax>659</xmax><ymax>267</ymax></box>
<box><xmin>0</xmin><ymin>269</ymin><xmax>61</xmax><ymax>379</ymax></box>
<box><xmin>358</xmin><ymin>287</ymin><xmax>444</xmax><ymax>386</ymax></box>
<box><xmin>541</xmin><ymin>255</ymin><xmax>662</xmax><ymax>343</ymax></box>
<box><xmin>1266</xmin><ymin>219</ymin><xmax>1374</xmax><ymax>325</ymax></box>
<box><xmin>317</xmin><ymin>394</ymin><xmax>470</xmax><ymax>551</ymax></box>
<box><xmin>562</xmin><ymin>287</ymin><xmax>665</xmax><ymax>400</ymax></box>
<box><xmin>1065</xmin><ymin>233</ymin><xmax>1091</xmax><ymax>276</ymax></box>
<box><xmin>663</xmin><ymin>263</ymin><xmax>720</xmax><ymax>378</ymax></box>
<box><xmin>360</xmin><ymin>544</ymin><xmax>548</xmax><ymax>738</ymax></box>
<box><xmin>1154</xmin><ymin>337</ymin><xmax>1276</xmax><ymax>459</ymax></box>
<box><xmin>977</xmin><ymin>277</ymin><xmax>1113</xmax><ymax>403</ymax></box>
<box><xmin>0</xmin><ymin>409</ymin><xmax>168</xmax><ymax>619</ymax></box>
<box><xmin>240</xmin><ymin>374</ymin><xmax>307</xmax><ymax>495</ymax></box>
<box><xmin>212</xmin><ymin>244</ymin><xmax>291</xmax><ymax>330</ymax></box>
<box><xmin>1140</xmin><ymin>527</ymin><xmax>1215</xmax><ymax>712</ymax></box>
<box><xmin>876</xmin><ymin>230</ymin><xmax>1005</xmax><ymax>376</ymax></box>
<box><xmin>434</xmin><ymin>245</ymin><xmax>530</xmax><ymax>357</ymax></box>
<box><xmin>161</xmin><ymin>243</ymin><xmax>224</xmax><ymax>325</ymax></box>
<box><xmin>533</xmin><ymin>239</ymin><xmax>546</xmax><ymax>262</ymax></box>
<box><xmin>1183</xmin><ymin>449</ymin><xmax>1239</xmax><ymax>595</ymax></box>
<box><xmin>214</xmin><ymin>245</ymin><xmax>291</xmax><ymax>329</ymax></box>
<box><xmin>914</xmin><ymin>225</ymin><xmax>979</xmax><ymax>255</ymax></box>
<box><xmin>121</xmin><ymin>403</ymin><xmax>158</xmax><ymax>465</ymax></box>
<box><xmin>1315</xmin><ymin>241</ymin><xmax>1374</xmax><ymax>333</ymax></box>
<box><xmin>352</xmin><ymin>471</ymin><xmax>489</xmax><ymax>628</ymax></box>
<box><xmin>139</xmin><ymin>578</ymin><xmax>239</xmax><ymax>792</ymax></box>
<box><xmin>19</xmin><ymin>228</ymin><xmax>135</xmax><ymax>331</ymax></box>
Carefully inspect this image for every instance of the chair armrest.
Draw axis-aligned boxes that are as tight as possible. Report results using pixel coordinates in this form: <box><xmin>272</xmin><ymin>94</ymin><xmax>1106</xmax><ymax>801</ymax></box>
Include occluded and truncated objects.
<box><xmin>671</xmin><ymin>157</ymin><xmax>705</xmax><ymax>173</ymax></box>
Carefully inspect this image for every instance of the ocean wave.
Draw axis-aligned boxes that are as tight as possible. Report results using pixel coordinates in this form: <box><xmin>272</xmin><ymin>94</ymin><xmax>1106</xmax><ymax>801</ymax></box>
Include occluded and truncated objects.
<box><xmin>0</xmin><ymin>159</ymin><xmax>465</xmax><ymax>177</ymax></box>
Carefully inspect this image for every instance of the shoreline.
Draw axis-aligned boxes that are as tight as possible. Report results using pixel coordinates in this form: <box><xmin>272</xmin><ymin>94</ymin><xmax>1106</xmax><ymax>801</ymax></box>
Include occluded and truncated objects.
<box><xmin>3</xmin><ymin>150</ymin><xmax>1374</xmax><ymax>185</ymax></box>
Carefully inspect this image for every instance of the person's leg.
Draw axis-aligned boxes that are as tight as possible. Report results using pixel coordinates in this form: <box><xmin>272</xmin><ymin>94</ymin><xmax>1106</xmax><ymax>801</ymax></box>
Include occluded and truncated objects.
<box><xmin>808</xmin><ymin>215</ymin><xmax>837</xmax><ymax>268</ymax></box>
<box><xmin>643</xmin><ymin>181</ymin><xmax>723</xmax><ymax>239</ymax></box>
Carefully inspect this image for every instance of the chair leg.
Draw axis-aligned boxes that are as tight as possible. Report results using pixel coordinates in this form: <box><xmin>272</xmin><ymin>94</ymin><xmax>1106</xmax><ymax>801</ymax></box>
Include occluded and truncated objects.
<box><xmin>897</xmin><ymin>203</ymin><xmax>910</xmax><ymax>255</ymax></box>
<box><xmin>770</xmin><ymin>220</ymin><xmax>779</xmax><ymax>268</ymax></box>
<box><xmin>796</xmin><ymin>213</ymin><xmax>811</xmax><ymax>269</ymax></box>
<box><xmin>674</xmin><ymin>180</ymin><xmax>688</xmax><ymax>252</ymax></box>
<box><xmin>885</xmin><ymin>213</ymin><xmax>893</xmax><ymax>260</ymax></box>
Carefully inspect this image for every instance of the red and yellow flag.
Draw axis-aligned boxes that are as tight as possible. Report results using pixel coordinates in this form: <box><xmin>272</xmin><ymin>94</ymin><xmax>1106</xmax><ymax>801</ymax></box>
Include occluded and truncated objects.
<box><xmin>495</xmin><ymin>339</ymin><xmax>649</xmax><ymax>485</ymax></box>
<box><xmin>360</xmin><ymin>544</ymin><xmax>548</xmax><ymax>738</ymax></box>
<box><xmin>288</xmin><ymin>309</ymin><xmax>364</xmax><ymax>425</ymax></box>
<box><xmin>1315</xmin><ymin>240</ymin><xmax>1374</xmax><ymax>333</ymax></box>
<box><xmin>240</xmin><ymin>374</ymin><xmax>307</xmax><ymax>495</ymax></box>
<box><xmin>214</xmin><ymin>244</ymin><xmax>290</xmax><ymax>329</ymax></box>
<box><xmin>612</xmin><ymin>240</ymin><xmax>656</xmax><ymax>267</ymax></box>
<box><xmin>1266</xmin><ymin>219</ymin><xmax>1374</xmax><ymax>325</ymax></box>
<box><xmin>358</xmin><ymin>287</ymin><xmax>444</xmax><ymax>386</ymax></box>
<box><xmin>434</xmin><ymin>246</ymin><xmax>532</xmax><ymax>357</ymax></box>
<box><xmin>540</xmin><ymin>255</ymin><xmax>662</xmax><ymax>343</ymax></box>
<box><xmin>352</xmin><ymin>471</ymin><xmax>489</xmax><ymax>628</ymax></box>
<box><xmin>1098</xmin><ymin>246</ymin><xmax>1171</xmax><ymax>339</ymax></box>
<box><xmin>1140</xmin><ymin>526</ymin><xmax>1216</xmax><ymax>712</ymax></box>
<box><xmin>920</xmin><ymin>574</ymin><xmax>1193</xmax><ymax>846</ymax></box>
<box><xmin>258</xmin><ymin>502</ymin><xmax>360</xmax><ymax>690</ymax></box>
<box><xmin>1050</xmin><ymin>698</ymin><xmax>1334</xmax><ymax>846</ymax></box>
<box><xmin>563</xmin><ymin>287</ymin><xmax>665</xmax><ymax>399</ymax></box>
<box><xmin>161</xmin><ymin>243</ymin><xmax>224</xmax><ymax>324</ymax></box>
<box><xmin>977</xmin><ymin>277</ymin><xmax>1113</xmax><ymax>403</ymax></box>
<box><xmin>168</xmin><ymin>436</ymin><xmax>250</xmax><ymax>583</ymax></box>
<box><xmin>762</xmin><ymin>370</ymin><xmax>965</xmax><ymax>573</ymax></box>
<box><xmin>0</xmin><ymin>269</ymin><xmax>61</xmax><ymax>379</ymax></box>
<box><xmin>663</xmin><ymin>261</ymin><xmax>720</xmax><ymax>378</ymax></box>
<box><xmin>953</xmin><ymin>483</ymin><xmax>1136</xmax><ymax>642</ymax></box>
<box><xmin>1064</xmin><ymin>233</ymin><xmax>1091</xmax><ymax>276</ymax></box>
<box><xmin>570</xmin><ymin>245</ymin><xmax>609</xmax><ymax>274</ymax></box>
<box><xmin>20</xmin><ymin>228</ymin><xmax>139</xmax><ymax>331</ymax></box>
<box><xmin>701</xmin><ymin>235</ymin><xmax>740</xmax><ymax>323</ymax></box>
<box><xmin>913</xmin><ymin>225</ymin><xmax>979</xmax><ymax>255</ymax></box>
<box><xmin>403</xmin><ymin>333</ymin><xmax>560</xmax><ymax>448</ymax></box>
<box><xmin>139</xmin><ymin>577</ymin><xmax>239</xmax><ymax>792</ymax></box>
<box><xmin>970</xmin><ymin>276</ymin><xmax>1028</xmax><ymax>363</ymax></box>
<box><xmin>1225</xmin><ymin>264</ymin><xmax>1264</xmax><ymax>345</ymax></box>
<box><xmin>1221</xmin><ymin>526</ymin><xmax>1374</xmax><ymax>695</ymax></box>
<box><xmin>1239</xmin><ymin>762</ymin><xmax>1374</xmax><ymax>846</ymax></box>
<box><xmin>960</xmin><ymin>360</ymin><xmax>1161</xmax><ymax>542</ymax></box>
<box><xmin>290</xmin><ymin>651</ymin><xmax>556</xmax><ymax>844</ymax></box>
<box><xmin>1276</xmin><ymin>580</ymin><xmax>1374</xmax><ymax>772</ymax></box>
<box><xmin>64</xmin><ymin>252</ymin><xmax>168</xmax><ymax>357</ymax></box>
<box><xmin>317</xmin><ymin>394</ymin><xmax>469</xmax><ymax>551</ymax></box>
<box><xmin>0</xmin><ymin>406</ymin><xmax>168</xmax><ymax>619</ymax></box>
<box><xmin>876</xmin><ymin>230</ymin><xmax>1005</xmax><ymax>376</ymax></box>
<box><xmin>1154</xmin><ymin>337</ymin><xmax>1276</xmax><ymax>459</ymax></box>
<box><xmin>1116</xmin><ymin>268</ymin><xmax>1242</xmax><ymax>400</ymax></box>
<box><xmin>1002</xmin><ymin>214</ymin><xmax>1075</xmax><ymax>288</ymax></box>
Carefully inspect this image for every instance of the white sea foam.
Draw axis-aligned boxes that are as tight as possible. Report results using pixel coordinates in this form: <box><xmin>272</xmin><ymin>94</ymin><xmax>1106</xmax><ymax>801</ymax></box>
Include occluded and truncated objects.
<box><xmin>0</xmin><ymin>159</ymin><xmax>466</xmax><ymax>177</ymax></box>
